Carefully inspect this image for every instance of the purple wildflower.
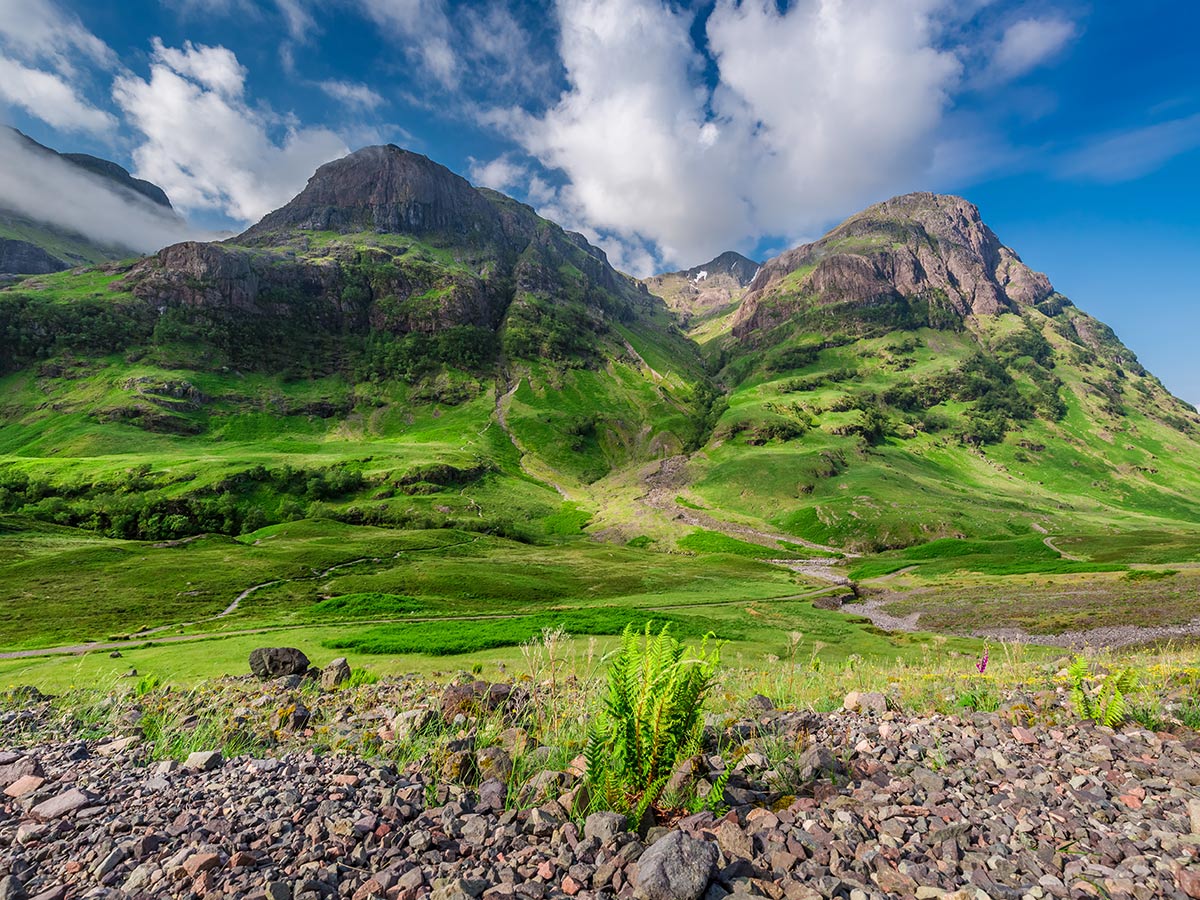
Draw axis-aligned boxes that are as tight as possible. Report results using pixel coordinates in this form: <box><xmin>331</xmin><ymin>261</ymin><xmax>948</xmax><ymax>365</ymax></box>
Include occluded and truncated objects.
<box><xmin>976</xmin><ymin>647</ymin><xmax>989</xmax><ymax>675</ymax></box>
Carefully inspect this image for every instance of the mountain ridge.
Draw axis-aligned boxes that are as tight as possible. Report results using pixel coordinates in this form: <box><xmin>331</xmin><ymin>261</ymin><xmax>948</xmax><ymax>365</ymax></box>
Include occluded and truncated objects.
<box><xmin>0</xmin><ymin>148</ymin><xmax>1198</xmax><ymax>558</ymax></box>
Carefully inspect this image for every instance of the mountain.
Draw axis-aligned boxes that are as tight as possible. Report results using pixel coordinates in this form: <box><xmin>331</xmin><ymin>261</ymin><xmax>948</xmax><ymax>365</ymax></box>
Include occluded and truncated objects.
<box><xmin>644</xmin><ymin>250</ymin><xmax>760</xmax><ymax>342</ymax></box>
<box><xmin>686</xmin><ymin>192</ymin><xmax>1200</xmax><ymax>549</ymax></box>
<box><xmin>0</xmin><ymin>127</ymin><xmax>175</xmax><ymax>276</ymax></box>
<box><xmin>0</xmin><ymin>150</ymin><xmax>1198</xmax><ymax>561</ymax></box>
<box><xmin>0</xmin><ymin>145</ymin><xmax>706</xmax><ymax>542</ymax></box>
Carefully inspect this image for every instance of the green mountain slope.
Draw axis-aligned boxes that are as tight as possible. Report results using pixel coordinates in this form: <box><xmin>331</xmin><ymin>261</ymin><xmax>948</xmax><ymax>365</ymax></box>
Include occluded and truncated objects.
<box><xmin>683</xmin><ymin>193</ymin><xmax>1200</xmax><ymax>552</ymax></box>
<box><xmin>1</xmin><ymin>155</ymin><xmax>1197</xmax><ymax>567</ymax></box>
<box><xmin>0</xmin><ymin>145</ymin><xmax>705</xmax><ymax>542</ymax></box>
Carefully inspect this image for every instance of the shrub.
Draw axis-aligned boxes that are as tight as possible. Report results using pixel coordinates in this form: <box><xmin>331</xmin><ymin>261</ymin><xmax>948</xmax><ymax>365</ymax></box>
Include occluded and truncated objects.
<box><xmin>584</xmin><ymin>624</ymin><xmax>722</xmax><ymax>826</ymax></box>
<box><xmin>1067</xmin><ymin>656</ymin><xmax>1138</xmax><ymax>727</ymax></box>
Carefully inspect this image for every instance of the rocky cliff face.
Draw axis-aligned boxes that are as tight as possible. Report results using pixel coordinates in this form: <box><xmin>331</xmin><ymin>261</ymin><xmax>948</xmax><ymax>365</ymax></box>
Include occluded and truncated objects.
<box><xmin>0</xmin><ymin>239</ymin><xmax>66</xmax><ymax>276</ymax></box>
<box><xmin>240</xmin><ymin>146</ymin><xmax>499</xmax><ymax>243</ymax></box>
<box><xmin>733</xmin><ymin>193</ymin><xmax>1055</xmax><ymax>339</ymax></box>
<box><xmin>118</xmin><ymin>145</ymin><xmax>649</xmax><ymax>354</ymax></box>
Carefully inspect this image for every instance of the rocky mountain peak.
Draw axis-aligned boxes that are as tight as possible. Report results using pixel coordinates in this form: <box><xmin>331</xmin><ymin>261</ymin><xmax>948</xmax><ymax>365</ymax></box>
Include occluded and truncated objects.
<box><xmin>679</xmin><ymin>250</ymin><xmax>761</xmax><ymax>288</ymax></box>
<box><xmin>239</xmin><ymin>144</ymin><xmax>502</xmax><ymax>243</ymax></box>
<box><xmin>734</xmin><ymin>192</ymin><xmax>1055</xmax><ymax>339</ymax></box>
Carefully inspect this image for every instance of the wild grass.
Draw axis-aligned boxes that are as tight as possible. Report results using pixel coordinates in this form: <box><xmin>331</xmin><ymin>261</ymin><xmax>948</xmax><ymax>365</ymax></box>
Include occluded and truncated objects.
<box><xmin>324</xmin><ymin>609</ymin><xmax>743</xmax><ymax>656</ymax></box>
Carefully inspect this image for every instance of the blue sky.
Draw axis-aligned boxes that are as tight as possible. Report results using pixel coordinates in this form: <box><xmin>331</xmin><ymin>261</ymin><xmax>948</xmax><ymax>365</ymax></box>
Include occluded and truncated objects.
<box><xmin>0</xmin><ymin>0</ymin><xmax>1198</xmax><ymax>403</ymax></box>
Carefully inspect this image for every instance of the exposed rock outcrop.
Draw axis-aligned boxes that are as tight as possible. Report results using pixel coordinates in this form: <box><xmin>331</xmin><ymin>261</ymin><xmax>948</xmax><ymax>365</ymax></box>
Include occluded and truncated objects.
<box><xmin>0</xmin><ymin>239</ymin><xmax>65</xmax><ymax>276</ymax></box>
<box><xmin>733</xmin><ymin>192</ymin><xmax>1055</xmax><ymax>339</ymax></box>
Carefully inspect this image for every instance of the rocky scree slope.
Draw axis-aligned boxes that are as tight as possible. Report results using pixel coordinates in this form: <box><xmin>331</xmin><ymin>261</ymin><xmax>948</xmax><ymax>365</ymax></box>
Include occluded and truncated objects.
<box><xmin>2</xmin><ymin>675</ymin><xmax>1200</xmax><ymax>900</ymax></box>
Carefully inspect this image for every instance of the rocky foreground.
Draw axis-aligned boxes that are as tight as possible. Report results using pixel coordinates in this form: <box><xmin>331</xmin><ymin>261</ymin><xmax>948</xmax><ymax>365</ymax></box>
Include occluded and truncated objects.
<box><xmin>3</xmin><ymin>694</ymin><xmax>1200</xmax><ymax>900</ymax></box>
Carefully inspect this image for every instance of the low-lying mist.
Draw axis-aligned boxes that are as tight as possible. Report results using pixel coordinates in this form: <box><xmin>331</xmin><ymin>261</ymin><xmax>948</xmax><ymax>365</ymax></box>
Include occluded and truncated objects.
<box><xmin>0</xmin><ymin>127</ymin><xmax>209</xmax><ymax>255</ymax></box>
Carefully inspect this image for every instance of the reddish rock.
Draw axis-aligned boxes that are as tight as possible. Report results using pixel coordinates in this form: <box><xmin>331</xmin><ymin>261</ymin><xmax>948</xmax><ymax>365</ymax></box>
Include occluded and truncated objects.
<box><xmin>1178</xmin><ymin>867</ymin><xmax>1200</xmax><ymax>899</ymax></box>
<box><xmin>4</xmin><ymin>774</ymin><xmax>45</xmax><ymax>798</ymax></box>
<box><xmin>1012</xmin><ymin>726</ymin><xmax>1037</xmax><ymax>745</ymax></box>
<box><xmin>183</xmin><ymin>852</ymin><xmax>220</xmax><ymax>877</ymax></box>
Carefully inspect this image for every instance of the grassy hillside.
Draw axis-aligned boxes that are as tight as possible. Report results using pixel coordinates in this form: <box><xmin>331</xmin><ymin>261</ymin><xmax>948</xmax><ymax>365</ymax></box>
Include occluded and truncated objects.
<box><xmin>1</xmin><ymin>183</ymin><xmax>1198</xmax><ymax>686</ymax></box>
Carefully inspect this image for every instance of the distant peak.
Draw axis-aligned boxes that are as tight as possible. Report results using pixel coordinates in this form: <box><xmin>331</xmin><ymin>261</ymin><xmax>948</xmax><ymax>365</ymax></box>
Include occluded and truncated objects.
<box><xmin>669</xmin><ymin>250</ymin><xmax>761</xmax><ymax>288</ymax></box>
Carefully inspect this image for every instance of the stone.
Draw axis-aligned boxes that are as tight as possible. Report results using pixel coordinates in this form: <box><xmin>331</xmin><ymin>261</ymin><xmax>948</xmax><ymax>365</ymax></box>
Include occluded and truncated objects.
<box><xmin>184</xmin><ymin>750</ymin><xmax>224</xmax><ymax>771</ymax></box>
<box><xmin>441</xmin><ymin>681</ymin><xmax>489</xmax><ymax>721</ymax></box>
<box><xmin>584</xmin><ymin>811</ymin><xmax>628</xmax><ymax>845</ymax></box>
<box><xmin>0</xmin><ymin>756</ymin><xmax>43</xmax><ymax>789</ymax></box>
<box><xmin>4</xmin><ymin>775</ymin><xmax>44</xmax><ymax>798</ymax></box>
<box><xmin>634</xmin><ymin>830</ymin><xmax>719</xmax><ymax>900</ymax></box>
<box><xmin>321</xmin><ymin>657</ymin><xmax>352</xmax><ymax>690</ymax></box>
<box><xmin>1179</xmin><ymin>868</ymin><xmax>1200</xmax><ymax>900</ymax></box>
<box><xmin>183</xmin><ymin>852</ymin><xmax>221</xmax><ymax>877</ymax></box>
<box><xmin>843</xmin><ymin>691</ymin><xmax>887</xmax><ymax>714</ymax></box>
<box><xmin>714</xmin><ymin>820</ymin><xmax>753</xmax><ymax>859</ymax></box>
<box><xmin>95</xmin><ymin>736</ymin><xmax>138</xmax><ymax>756</ymax></box>
<box><xmin>30</xmin><ymin>788</ymin><xmax>93</xmax><ymax>820</ymax></box>
<box><xmin>392</xmin><ymin>708</ymin><xmax>437</xmax><ymax>742</ymax></box>
<box><xmin>249</xmin><ymin>647</ymin><xmax>311</xmax><ymax>680</ymax></box>
<box><xmin>746</xmin><ymin>694</ymin><xmax>774</xmax><ymax>713</ymax></box>
<box><xmin>1011</xmin><ymin>726</ymin><xmax>1036</xmax><ymax>745</ymax></box>
<box><xmin>476</xmin><ymin>746</ymin><xmax>513</xmax><ymax>783</ymax></box>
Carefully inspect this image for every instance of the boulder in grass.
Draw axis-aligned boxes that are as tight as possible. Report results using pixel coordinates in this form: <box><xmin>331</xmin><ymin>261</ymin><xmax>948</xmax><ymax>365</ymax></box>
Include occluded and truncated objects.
<box><xmin>249</xmin><ymin>647</ymin><xmax>310</xmax><ymax>680</ymax></box>
<box><xmin>321</xmin><ymin>657</ymin><xmax>351</xmax><ymax>690</ymax></box>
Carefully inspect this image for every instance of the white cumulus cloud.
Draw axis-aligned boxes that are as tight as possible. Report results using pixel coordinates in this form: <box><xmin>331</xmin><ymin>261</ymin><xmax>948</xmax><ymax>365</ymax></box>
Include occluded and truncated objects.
<box><xmin>113</xmin><ymin>40</ymin><xmax>349</xmax><ymax>224</ymax></box>
<box><xmin>493</xmin><ymin>0</ymin><xmax>963</xmax><ymax>274</ymax></box>
<box><xmin>356</xmin><ymin>0</ymin><xmax>459</xmax><ymax>88</ymax></box>
<box><xmin>0</xmin><ymin>55</ymin><xmax>116</xmax><ymax>135</ymax></box>
<box><xmin>990</xmin><ymin>17</ymin><xmax>1076</xmax><ymax>80</ymax></box>
<box><xmin>468</xmin><ymin>154</ymin><xmax>527</xmax><ymax>191</ymax></box>
<box><xmin>0</xmin><ymin>0</ymin><xmax>117</xmax><ymax>135</ymax></box>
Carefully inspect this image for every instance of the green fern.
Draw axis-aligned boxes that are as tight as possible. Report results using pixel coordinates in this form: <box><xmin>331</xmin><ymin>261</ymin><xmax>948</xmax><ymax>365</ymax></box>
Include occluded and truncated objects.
<box><xmin>1067</xmin><ymin>655</ymin><xmax>1139</xmax><ymax>727</ymax></box>
<box><xmin>584</xmin><ymin>623</ymin><xmax>721</xmax><ymax>824</ymax></box>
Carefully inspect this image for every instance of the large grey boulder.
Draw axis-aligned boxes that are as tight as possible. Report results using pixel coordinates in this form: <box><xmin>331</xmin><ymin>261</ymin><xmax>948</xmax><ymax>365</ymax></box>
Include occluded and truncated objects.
<box><xmin>634</xmin><ymin>830</ymin><xmax>718</xmax><ymax>900</ymax></box>
<box><xmin>249</xmin><ymin>647</ymin><xmax>310</xmax><ymax>680</ymax></box>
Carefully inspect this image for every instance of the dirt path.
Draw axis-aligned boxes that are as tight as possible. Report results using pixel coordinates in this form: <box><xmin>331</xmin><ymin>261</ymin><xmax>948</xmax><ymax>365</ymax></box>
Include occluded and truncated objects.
<box><xmin>637</xmin><ymin>455</ymin><xmax>854</xmax><ymax>571</ymax></box>
<box><xmin>217</xmin><ymin>580</ymin><xmax>282</xmax><ymax>618</ymax></box>
<box><xmin>494</xmin><ymin>379</ymin><xmax>573</xmax><ymax>501</ymax></box>
<box><xmin>1043</xmin><ymin>535</ymin><xmax>1083</xmax><ymax>561</ymax></box>
<box><xmin>762</xmin><ymin>559</ymin><xmax>852</xmax><ymax>585</ymax></box>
